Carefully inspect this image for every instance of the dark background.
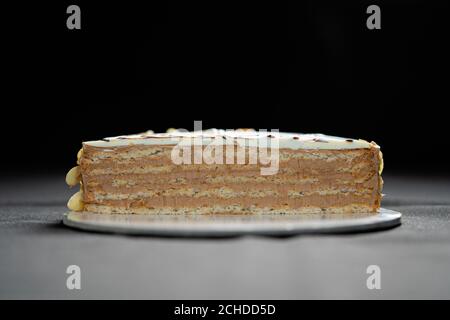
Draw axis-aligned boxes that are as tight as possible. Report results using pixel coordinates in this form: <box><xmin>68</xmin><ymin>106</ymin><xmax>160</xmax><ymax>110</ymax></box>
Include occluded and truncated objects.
<box><xmin>2</xmin><ymin>1</ymin><xmax>449</xmax><ymax>174</ymax></box>
<box><xmin>1</xmin><ymin>1</ymin><xmax>450</xmax><ymax>301</ymax></box>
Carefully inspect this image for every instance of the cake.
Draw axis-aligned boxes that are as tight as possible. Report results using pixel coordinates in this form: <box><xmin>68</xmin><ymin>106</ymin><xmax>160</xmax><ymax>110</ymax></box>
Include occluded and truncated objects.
<box><xmin>65</xmin><ymin>129</ymin><xmax>383</xmax><ymax>214</ymax></box>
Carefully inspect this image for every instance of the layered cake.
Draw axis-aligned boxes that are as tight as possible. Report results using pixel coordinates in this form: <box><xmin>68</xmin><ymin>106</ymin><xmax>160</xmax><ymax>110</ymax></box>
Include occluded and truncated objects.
<box><xmin>66</xmin><ymin>129</ymin><xmax>383</xmax><ymax>214</ymax></box>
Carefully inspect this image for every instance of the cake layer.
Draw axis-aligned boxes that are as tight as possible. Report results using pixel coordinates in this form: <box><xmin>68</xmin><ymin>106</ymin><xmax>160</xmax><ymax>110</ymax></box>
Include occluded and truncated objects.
<box><xmin>83</xmin><ymin>204</ymin><xmax>376</xmax><ymax>215</ymax></box>
<box><xmin>67</xmin><ymin>131</ymin><xmax>383</xmax><ymax>214</ymax></box>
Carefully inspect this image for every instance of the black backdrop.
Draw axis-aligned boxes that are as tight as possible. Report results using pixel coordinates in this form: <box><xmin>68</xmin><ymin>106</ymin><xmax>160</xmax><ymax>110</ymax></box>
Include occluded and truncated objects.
<box><xmin>2</xmin><ymin>1</ymin><xmax>449</xmax><ymax>174</ymax></box>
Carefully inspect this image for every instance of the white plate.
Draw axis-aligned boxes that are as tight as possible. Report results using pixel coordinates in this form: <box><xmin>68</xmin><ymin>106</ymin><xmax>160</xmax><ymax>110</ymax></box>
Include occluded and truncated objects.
<box><xmin>63</xmin><ymin>208</ymin><xmax>401</xmax><ymax>237</ymax></box>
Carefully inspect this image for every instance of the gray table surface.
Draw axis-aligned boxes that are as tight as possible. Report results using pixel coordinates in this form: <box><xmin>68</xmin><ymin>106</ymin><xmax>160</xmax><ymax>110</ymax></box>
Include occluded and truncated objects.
<box><xmin>1</xmin><ymin>173</ymin><xmax>449</xmax><ymax>299</ymax></box>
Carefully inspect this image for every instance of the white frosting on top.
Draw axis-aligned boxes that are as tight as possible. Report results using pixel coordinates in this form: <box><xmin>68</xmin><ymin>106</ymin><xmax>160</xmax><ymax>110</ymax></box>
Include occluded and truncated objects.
<box><xmin>84</xmin><ymin>129</ymin><xmax>376</xmax><ymax>150</ymax></box>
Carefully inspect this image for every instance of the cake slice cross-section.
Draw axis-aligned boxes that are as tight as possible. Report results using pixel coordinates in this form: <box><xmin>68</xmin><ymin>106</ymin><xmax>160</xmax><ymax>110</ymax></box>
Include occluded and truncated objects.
<box><xmin>66</xmin><ymin>129</ymin><xmax>383</xmax><ymax>214</ymax></box>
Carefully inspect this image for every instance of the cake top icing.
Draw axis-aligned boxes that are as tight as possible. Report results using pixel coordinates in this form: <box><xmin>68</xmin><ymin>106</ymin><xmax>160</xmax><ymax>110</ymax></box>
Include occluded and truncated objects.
<box><xmin>84</xmin><ymin>129</ymin><xmax>377</xmax><ymax>150</ymax></box>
